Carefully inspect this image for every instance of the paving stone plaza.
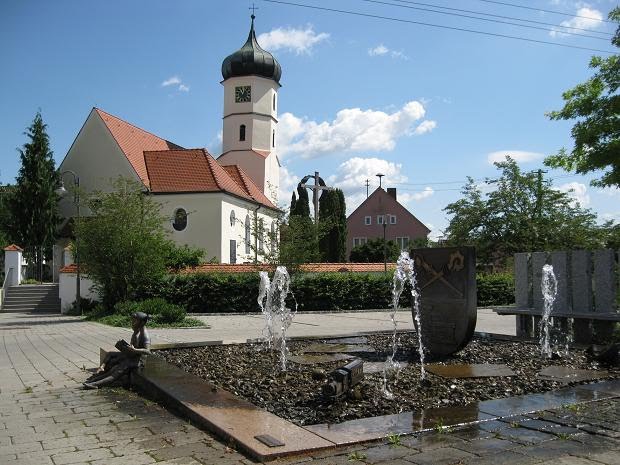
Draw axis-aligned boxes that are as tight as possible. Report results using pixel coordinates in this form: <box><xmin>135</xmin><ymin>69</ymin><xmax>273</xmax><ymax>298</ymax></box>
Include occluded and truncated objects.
<box><xmin>1</xmin><ymin>310</ymin><xmax>619</xmax><ymax>464</ymax></box>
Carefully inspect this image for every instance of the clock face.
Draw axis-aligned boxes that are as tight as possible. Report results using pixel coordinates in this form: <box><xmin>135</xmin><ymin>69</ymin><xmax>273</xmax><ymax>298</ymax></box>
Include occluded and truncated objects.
<box><xmin>235</xmin><ymin>86</ymin><xmax>251</xmax><ymax>103</ymax></box>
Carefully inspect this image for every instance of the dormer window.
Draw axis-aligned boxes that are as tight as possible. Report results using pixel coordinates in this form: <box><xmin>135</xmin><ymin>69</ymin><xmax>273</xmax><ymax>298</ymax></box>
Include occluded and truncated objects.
<box><xmin>239</xmin><ymin>124</ymin><xmax>246</xmax><ymax>141</ymax></box>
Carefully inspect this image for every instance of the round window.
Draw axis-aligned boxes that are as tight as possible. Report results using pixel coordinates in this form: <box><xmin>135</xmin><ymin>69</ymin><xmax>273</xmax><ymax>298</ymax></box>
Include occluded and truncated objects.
<box><xmin>173</xmin><ymin>208</ymin><xmax>187</xmax><ymax>231</ymax></box>
<box><xmin>230</xmin><ymin>210</ymin><xmax>236</xmax><ymax>227</ymax></box>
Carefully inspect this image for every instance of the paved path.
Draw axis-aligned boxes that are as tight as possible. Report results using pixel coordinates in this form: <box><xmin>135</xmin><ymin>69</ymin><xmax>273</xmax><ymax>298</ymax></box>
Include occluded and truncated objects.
<box><xmin>2</xmin><ymin>309</ymin><xmax>619</xmax><ymax>465</ymax></box>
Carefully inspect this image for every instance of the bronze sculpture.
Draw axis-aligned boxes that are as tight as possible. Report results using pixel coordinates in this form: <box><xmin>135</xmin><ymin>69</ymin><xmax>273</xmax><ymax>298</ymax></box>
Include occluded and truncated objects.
<box><xmin>83</xmin><ymin>312</ymin><xmax>151</xmax><ymax>389</ymax></box>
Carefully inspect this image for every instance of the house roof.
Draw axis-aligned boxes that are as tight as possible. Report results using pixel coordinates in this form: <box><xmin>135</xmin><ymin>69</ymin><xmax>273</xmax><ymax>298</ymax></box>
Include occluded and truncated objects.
<box><xmin>144</xmin><ymin>149</ymin><xmax>277</xmax><ymax>210</ymax></box>
<box><xmin>95</xmin><ymin>108</ymin><xmax>183</xmax><ymax>187</ymax></box>
<box><xmin>3</xmin><ymin>244</ymin><xmax>23</xmax><ymax>252</ymax></box>
<box><xmin>348</xmin><ymin>187</ymin><xmax>431</xmax><ymax>234</ymax></box>
<box><xmin>94</xmin><ymin>108</ymin><xmax>276</xmax><ymax>210</ymax></box>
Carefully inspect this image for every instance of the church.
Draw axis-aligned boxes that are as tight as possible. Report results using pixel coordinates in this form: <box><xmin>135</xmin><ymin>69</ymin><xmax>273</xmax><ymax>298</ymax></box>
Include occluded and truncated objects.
<box><xmin>58</xmin><ymin>16</ymin><xmax>282</xmax><ymax>264</ymax></box>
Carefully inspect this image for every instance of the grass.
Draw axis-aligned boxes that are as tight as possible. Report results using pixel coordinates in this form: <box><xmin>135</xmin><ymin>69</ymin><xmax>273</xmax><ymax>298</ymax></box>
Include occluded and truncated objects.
<box><xmin>84</xmin><ymin>308</ymin><xmax>204</xmax><ymax>329</ymax></box>
<box><xmin>387</xmin><ymin>432</ymin><xmax>402</xmax><ymax>446</ymax></box>
<box><xmin>434</xmin><ymin>418</ymin><xmax>452</xmax><ymax>434</ymax></box>
<box><xmin>556</xmin><ymin>432</ymin><xmax>572</xmax><ymax>440</ymax></box>
<box><xmin>510</xmin><ymin>421</ymin><xmax>521</xmax><ymax>428</ymax></box>
<box><xmin>562</xmin><ymin>403</ymin><xmax>584</xmax><ymax>413</ymax></box>
<box><xmin>348</xmin><ymin>451</ymin><xmax>367</xmax><ymax>461</ymax></box>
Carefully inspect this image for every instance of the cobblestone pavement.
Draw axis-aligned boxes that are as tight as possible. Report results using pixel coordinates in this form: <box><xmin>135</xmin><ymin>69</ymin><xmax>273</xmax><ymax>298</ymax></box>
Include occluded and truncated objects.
<box><xmin>1</xmin><ymin>311</ymin><xmax>617</xmax><ymax>465</ymax></box>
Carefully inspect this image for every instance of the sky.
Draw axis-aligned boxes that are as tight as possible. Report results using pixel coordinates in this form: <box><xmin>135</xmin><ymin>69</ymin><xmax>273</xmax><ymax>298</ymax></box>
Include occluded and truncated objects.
<box><xmin>1</xmin><ymin>0</ymin><xmax>618</xmax><ymax>239</ymax></box>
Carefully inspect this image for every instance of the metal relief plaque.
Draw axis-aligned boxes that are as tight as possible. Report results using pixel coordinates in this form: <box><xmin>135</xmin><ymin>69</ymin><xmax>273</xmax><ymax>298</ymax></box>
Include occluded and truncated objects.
<box><xmin>410</xmin><ymin>246</ymin><xmax>477</xmax><ymax>357</ymax></box>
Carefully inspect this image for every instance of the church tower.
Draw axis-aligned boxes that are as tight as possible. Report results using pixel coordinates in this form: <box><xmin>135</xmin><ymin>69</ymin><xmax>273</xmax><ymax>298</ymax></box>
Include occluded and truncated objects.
<box><xmin>218</xmin><ymin>15</ymin><xmax>281</xmax><ymax>204</ymax></box>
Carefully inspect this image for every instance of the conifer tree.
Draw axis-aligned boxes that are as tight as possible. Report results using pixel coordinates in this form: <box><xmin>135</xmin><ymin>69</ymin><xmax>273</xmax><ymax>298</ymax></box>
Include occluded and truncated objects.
<box><xmin>290</xmin><ymin>184</ymin><xmax>310</xmax><ymax>218</ymax></box>
<box><xmin>8</xmin><ymin>112</ymin><xmax>59</xmax><ymax>277</ymax></box>
<box><xmin>318</xmin><ymin>188</ymin><xmax>347</xmax><ymax>262</ymax></box>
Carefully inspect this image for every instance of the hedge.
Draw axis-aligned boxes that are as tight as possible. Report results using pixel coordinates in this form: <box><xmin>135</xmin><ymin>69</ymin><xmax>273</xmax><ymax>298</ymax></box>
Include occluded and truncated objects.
<box><xmin>476</xmin><ymin>272</ymin><xmax>515</xmax><ymax>307</ymax></box>
<box><xmin>141</xmin><ymin>271</ymin><xmax>514</xmax><ymax>313</ymax></box>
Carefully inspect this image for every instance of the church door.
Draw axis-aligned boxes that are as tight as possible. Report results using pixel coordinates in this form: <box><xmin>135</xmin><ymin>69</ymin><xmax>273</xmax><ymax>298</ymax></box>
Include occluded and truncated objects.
<box><xmin>229</xmin><ymin>240</ymin><xmax>237</xmax><ymax>264</ymax></box>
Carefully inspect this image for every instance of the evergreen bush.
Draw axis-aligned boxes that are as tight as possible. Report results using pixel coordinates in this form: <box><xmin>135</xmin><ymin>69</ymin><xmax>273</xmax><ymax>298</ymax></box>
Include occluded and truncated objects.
<box><xmin>476</xmin><ymin>272</ymin><xmax>515</xmax><ymax>306</ymax></box>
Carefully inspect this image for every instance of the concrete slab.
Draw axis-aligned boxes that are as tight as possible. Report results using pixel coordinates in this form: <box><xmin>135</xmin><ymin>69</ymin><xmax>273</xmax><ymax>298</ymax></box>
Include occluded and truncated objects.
<box><xmin>426</xmin><ymin>364</ymin><xmax>516</xmax><ymax>378</ymax></box>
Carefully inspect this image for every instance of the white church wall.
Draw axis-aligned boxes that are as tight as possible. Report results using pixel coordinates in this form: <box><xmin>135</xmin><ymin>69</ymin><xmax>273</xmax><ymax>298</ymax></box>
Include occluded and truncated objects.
<box><xmin>251</xmin><ymin>117</ymin><xmax>274</xmax><ymax>152</ymax></box>
<box><xmin>155</xmin><ymin>193</ymin><xmax>222</xmax><ymax>262</ymax></box>
<box><xmin>220</xmin><ymin>197</ymin><xmax>279</xmax><ymax>264</ymax></box>
<box><xmin>58</xmin><ymin>109</ymin><xmax>141</xmax><ymax>219</ymax></box>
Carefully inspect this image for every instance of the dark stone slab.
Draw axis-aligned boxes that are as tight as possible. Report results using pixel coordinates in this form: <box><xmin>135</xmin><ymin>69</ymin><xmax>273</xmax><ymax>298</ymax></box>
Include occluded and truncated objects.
<box><xmin>426</xmin><ymin>364</ymin><xmax>516</xmax><ymax>378</ymax></box>
<box><xmin>575</xmin><ymin>379</ymin><xmax>620</xmax><ymax>396</ymax></box>
<box><xmin>477</xmin><ymin>386</ymin><xmax>612</xmax><ymax>418</ymax></box>
<box><xmin>323</xmin><ymin>337</ymin><xmax>368</xmax><ymax>345</ymax></box>
<box><xmin>410</xmin><ymin>246</ymin><xmax>477</xmax><ymax>357</ymax></box>
<box><xmin>303</xmin><ymin>343</ymin><xmax>374</xmax><ymax>353</ymax></box>
<box><xmin>531</xmin><ymin>252</ymin><xmax>546</xmax><ymax>313</ymax></box>
<box><xmin>514</xmin><ymin>253</ymin><xmax>530</xmax><ymax>309</ymax></box>
<box><xmin>304</xmin><ymin>404</ymin><xmax>492</xmax><ymax>445</ymax></box>
<box><xmin>537</xmin><ymin>366</ymin><xmax>610</xmax><ymax>383</ymax></box>
<box><xmin>363</xmin><ymin>361</ymin><xmax>408</xmax><ymax>374</ymax></box>
<box><xmin>288</xmin><ymin>354</ymin><xmax>354</xmax><ymax>365</ymax></box>
<box><xmin>550</xmin><ymin>251</ymin><xmax>568</xmax><ymax>313</ymax></box>
<box><xmin>131</xmin><ymin>355</ymin><xmax>335</xmax><ymax>461</ymax></box>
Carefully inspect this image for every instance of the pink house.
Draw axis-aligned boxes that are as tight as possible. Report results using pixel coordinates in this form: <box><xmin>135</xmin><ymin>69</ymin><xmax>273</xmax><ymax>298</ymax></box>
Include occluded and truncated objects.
<box><xmin>346</xmin><ymin>187</ymin><xmax>430</xmax><ymax>259</ymax></box>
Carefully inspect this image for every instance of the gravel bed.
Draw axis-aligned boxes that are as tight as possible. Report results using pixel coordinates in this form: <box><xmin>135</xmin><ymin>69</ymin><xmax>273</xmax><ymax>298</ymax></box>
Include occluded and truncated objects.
<box><xmin>156</xmin><ymin>333</ymin><xmax>619</xmax><ymax>426</ymax></box>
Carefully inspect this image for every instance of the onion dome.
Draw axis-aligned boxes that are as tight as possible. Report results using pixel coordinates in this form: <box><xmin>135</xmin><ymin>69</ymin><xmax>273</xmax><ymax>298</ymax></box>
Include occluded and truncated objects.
<box><xmin>221</xmin><ymin>15</ymin><xmax>282</xmax><ymax>84</ymax></box>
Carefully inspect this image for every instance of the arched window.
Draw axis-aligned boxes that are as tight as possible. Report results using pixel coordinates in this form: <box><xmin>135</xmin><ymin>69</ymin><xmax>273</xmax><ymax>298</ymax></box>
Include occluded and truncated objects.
<box><xmin>272</xmin><ymin>130</ymin><xmax>275</xmax><ymax>148</ymax></box>
<box><xmin>245</xmin><ymin>215</ymin><xmax>251</xmax><ymax>254</ymax></box>
<box><xmin>172</xmin><ymin>208</ymin><xmax>187</xmax><ymax>231</ymax></box>
<box><xmin>230</xmin><ymin>210</ymin><xmax>236</xmax><ymax>227</ymax></box>
<box><xmin>273</xmin><ymin>94</ymin><xmax>276</xmax><ymax>111</ymax></box>
<box><xmin>270</xmin><ymin>222</ymin><xmax>277</xmax><ymax>249</ymax></box>
<box><xmin>239</xmin><ymin>124</ymin><xmax>246</xmax><ymax>141</ymax></box>
<box><xmin>258</xmin><ymin>218</ymin><xmax>264</xmax><ymax>252</ymax></box>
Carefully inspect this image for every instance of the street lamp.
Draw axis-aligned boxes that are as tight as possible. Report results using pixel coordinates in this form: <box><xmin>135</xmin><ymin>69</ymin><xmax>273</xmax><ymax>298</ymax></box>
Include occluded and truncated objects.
<box><xmin>56</xmin><ymin>171</ymin><xmax>81</xmax><ymax>315</ymax></box>
<box><xmin>383</xmin><ymin>214</ymin><xmax>387</xmax><ymax>273</ymax></box>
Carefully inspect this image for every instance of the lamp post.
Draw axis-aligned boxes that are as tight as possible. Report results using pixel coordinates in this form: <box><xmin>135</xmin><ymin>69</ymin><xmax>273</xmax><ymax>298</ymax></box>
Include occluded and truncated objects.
<box><xmin>383</xmin><ymin>214</ymin><xmax>387</xmax><ymax>273</ymax></box>
<box><xmin>56</xmin><ymin>171</ymin><xmax>80</xmax><ymax>315</ymax></box>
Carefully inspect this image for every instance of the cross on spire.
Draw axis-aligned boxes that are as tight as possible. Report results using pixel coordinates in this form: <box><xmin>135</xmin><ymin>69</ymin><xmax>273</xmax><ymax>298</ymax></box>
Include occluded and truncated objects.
<box><xmin>249</xmin><ymin>3</ymin><xmax>258</xmax><ymax>18</ymax></box>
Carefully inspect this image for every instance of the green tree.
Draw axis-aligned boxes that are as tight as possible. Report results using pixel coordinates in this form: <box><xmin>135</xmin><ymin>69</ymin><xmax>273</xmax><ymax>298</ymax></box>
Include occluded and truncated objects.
<box><xmin>290</xmin><ymin>184</ymin><xmax>310</xmax><ymax>217</ymax></box>
<box><xmin>350</xmin><ymin>238</ymin><xmax>400</xmax><ymax>263</ymax></box>
<box><xmin>444</xmin><ymin>158</ymin><xmax>602</xmax><ymax>268</ymax></box>
<box><xmin>7</xmin><ymin>112</ymin><xmax>59</xmax><ymax>277</ymax></box>
<box><xmin>75</xmin><ymin>178</ymin><xmax>171</xmax><ymax>309</ymax></box>
<box><xmin>545</xmin><ymin>7</ymin><xmax>620</xmax><ymax>187</ymax></box>
<box><xmin>0</xmin><ymin>185</ymin><xmax>14</xmax><ymax>248</ymax></box>
<box><xmin>318</xmin><ymin>188</ymin><xmax>347</xmax><ymax>262</ymax></box>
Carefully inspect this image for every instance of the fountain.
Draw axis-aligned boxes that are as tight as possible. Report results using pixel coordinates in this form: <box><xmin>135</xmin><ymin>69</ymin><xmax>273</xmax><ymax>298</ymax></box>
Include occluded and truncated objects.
<box><xmin>257</xmin><ymin>266</ymin><xmax>296</xmax><ymax>370</ymax></box>
<box><xmin>383</xmin><ymin>251</ymin><xmax>426</xmax><ymax>398</ymax></box>
<box><xmin>539</xmin><ymin>264</ymin><xmax>558</xmax><ymax>358</ymax></box>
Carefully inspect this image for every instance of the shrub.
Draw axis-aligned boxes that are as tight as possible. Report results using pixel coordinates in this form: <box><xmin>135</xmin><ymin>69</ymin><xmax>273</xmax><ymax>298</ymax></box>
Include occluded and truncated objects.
<box><xmin>164</xmin><ymin>244</ymin><xmax>205</xmax><ymax>271</ymax></box>
<box><xmin>476</xmin><ymin>272</ymin><xmax>514</xmax><ymax>306</ymax></box>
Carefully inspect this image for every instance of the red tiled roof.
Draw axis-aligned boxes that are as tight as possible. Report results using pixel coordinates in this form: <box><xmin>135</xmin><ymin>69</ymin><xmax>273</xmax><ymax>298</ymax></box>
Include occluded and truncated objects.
<box><xmin>95</xmin><ymin>108</ymin><xmax>183</xmax><ymax>187</ymax></box>
<box><xmin>180</xmin><ymin>263</ymin><xmax>395</xmax><ymax>274</ymax></box>
<box><xmin>219</xmin><ymin>149</ymin><xmax>271</xmax><ymax>159</ymax></box>
<box><xmin>144</xmin><ymin>149</ymin><xmax>277</xmax><ymax>210</ymax></box>
<box><xmin>3</xmin><ymin>244</ymin><xmax>23</xmax><ymax>252</ymax></box>
<box><xmin>222</xmin><ymin>165</ymin><xmax>276</xmax><ymax>209</ymax></box>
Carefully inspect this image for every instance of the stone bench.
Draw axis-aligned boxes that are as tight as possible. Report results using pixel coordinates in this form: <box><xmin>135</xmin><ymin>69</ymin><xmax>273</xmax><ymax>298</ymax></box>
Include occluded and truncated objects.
<box><xmin>494</xmin><ymin>250</ymin><xmax>619</xmax><ymax>343</ymax></box>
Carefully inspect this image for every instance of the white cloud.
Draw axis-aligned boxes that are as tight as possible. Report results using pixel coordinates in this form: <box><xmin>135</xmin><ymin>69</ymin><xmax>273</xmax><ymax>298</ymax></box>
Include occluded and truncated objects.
<box><xmin>368</xmin><ymin>44</ymin><xmax>408</xmax><ymax>59</ymax></box>
<box><xmin>487</xmin><ymin>150</ymin><xmax>545</xmax><ymax>164</ymax></box>
<box><xmin>550</xmin><ymin>6</ymin><xmax>604</xmax><ymax>37</ymax></box>
<box><xmin>278</xmin><ymin>101</ymin><xmax>429</xmax><ymax>158</ymax></box>
<box><xmin>601</xmin><ymin>212</ymin><xmax>620</xmax><ymax>223</ymax></box>
<box><xmin>557</xmin><ymin>181</ymin><xmax>590</xmax><ymax>207</ymax></box>
<box><xmin>161</xmin><ymin>76</ymin><xmax>181</xmax><ymax>87</ymax></box>
<box><xmin>413</xmin><ymin>120</ymin><xmax>437</xmax><ymax>135</ymax></box>
<box><xmin>405</xmin><ymin>187</ymin><xmax>434</xmax><ymax>201</ymax></box>
<box><xmin>161</xmin><ymin>75</ymin><xmax>190</xmax><ymax>93</ymax></box>
<box><xmin>598</xmin><ymin>186</ymin><xmax>620</xmax><ymax>197</ymax></box>
<box><xmin>278</xmin><ymin>165</ymin><xmax>300</xmax><ymax>207</ymax></box>
<box><xmin>257</xmin><ymin>25</ymin><xmax>329</xmax><ymax>54</ymax></box>
<box><xmin>368</xmin><ymin>44</ymin><xmax>389</xmax><ymax>56</ymax></box>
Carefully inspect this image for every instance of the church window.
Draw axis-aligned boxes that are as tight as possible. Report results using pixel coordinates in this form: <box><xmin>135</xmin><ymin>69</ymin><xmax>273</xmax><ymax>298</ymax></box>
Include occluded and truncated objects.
<box><xmin>245</xmin><ymin>215</ymin><xmax>251</xmax><ymax>254</ymax></box>
<box><xmin>273</xmin><ymin>94</ymin><xmax>276</xmax><ymax>111</ymax></box>
<box><xmin>239</xmin><ymin>124</ymin><xmax>246</xmax><ymax>141</ymax></box>
<box><xmin>272</xmin><ymin>130</ymin><xmax>275</xmax><ymax>148</ymax></box>
<box><xmin>258</xmin><ymin>219</ymin><xmax>264</xmax><ymax>252</ymax></box>
<box><xmin>230</xmin><ymin>210</ymin><xmax>236</xmax><ymax>227</ymax></box>
<box><xmin>173</xmin><ymin>208</ymin><xmax>187</xmax><ymax>231</ymax></box>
